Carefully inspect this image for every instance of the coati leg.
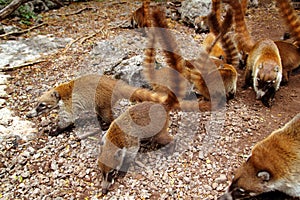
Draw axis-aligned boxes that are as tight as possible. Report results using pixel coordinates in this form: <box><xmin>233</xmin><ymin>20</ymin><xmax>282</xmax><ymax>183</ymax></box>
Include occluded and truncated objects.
<box><xmin>243</xmin><ymin>67</ymin><xmax>253</xmax><ymax>89</ymax></box>
<box><xmin>96</xmin><ymin>114</ymin><xmax>111</xmax><ymax>131</ymax></box>
<box><xmin>50</xmin><ymin>110</ymin><xmax>74</xmax><ymax>136</ymax></box>
<box><xmin>95</xmin><ymin>105</ymin><xmax>114</xmax><ymax>131</ymax></box>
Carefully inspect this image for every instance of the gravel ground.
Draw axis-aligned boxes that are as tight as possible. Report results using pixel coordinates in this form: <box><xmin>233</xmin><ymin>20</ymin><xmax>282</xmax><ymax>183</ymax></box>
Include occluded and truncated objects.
<box><xmin>1</xmin><ymin>1</ymin><xmax>300</xmax><ymax>199</ymax></box>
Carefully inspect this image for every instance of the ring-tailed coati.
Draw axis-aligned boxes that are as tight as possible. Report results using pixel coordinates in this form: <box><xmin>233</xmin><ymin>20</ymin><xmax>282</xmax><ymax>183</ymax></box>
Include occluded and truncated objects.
<box><xmin>218</xmin><ymin>113</ymin><xmax>300</xmax><ymax>200</ymax></box>
<box><xmin>223</xmin><ymin>0</ymin><xmax>283</xmax><ymax>107</ymax></box>
<box><xmin>26</xmin><ymin>74</ymin><xmax>171</xmax><ymax>135</ymax></box>
<box><xmin>97</xmin><ymin>7</ymin><xmax>187</xmax><ymax>194</ymax></box>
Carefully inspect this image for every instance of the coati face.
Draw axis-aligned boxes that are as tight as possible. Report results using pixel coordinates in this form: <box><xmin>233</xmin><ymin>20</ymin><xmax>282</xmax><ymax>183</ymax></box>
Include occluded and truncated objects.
<box><xmin>253</xmin><ymin>61</ymin><xmax>282</xmax><ymax>100</ymax></box>
<box><xmin>26</xmin><ymin>89</ymin><xmax>60</xmax><ymax>118</ymax></box>
<box><xmin>98</xmin><ymin>138</ymin><xmax>126</xmax><ymax>194</ymax></box>
<box><xmin>194</xmin><ymin>16</ymin><xmax>210</xmax><ymax>34</ymax></box>
<box><xmin>219</xmin><ymin>160</ymin><xmax>273</xmax><ymax>200</ymax></box>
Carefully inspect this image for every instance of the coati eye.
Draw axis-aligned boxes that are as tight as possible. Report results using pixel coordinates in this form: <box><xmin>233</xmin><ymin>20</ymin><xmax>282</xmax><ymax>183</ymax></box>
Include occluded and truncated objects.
<box><xmin>37</xmin><ymin>102</ymin><xmax>47</xmax><ymax>110</ymax></box>
<box><xmin>107</xmin><ymin>169</ymin><xmax>117</xmax><ymax>183</ymax></box>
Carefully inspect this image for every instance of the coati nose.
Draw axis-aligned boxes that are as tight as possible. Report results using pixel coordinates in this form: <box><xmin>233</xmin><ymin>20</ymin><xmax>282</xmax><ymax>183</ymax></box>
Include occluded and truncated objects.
<box><xmin>102</xmin><ymin>188</ymin><xmax>108</xmax><ymax>194</ymax></box>
<box><xmin>26</xmin><ymin>110</ymin><xmax>37</xmax><ymax>118</ymax></box>
<box><xmin>217</xmin><ymin>193</ymin><xmax>233</xmax><ymax>200</ymax></box>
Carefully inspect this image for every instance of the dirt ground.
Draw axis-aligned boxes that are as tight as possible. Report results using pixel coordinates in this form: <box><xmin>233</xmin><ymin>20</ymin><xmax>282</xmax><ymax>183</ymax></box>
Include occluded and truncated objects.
<box><xmin>1</xmin><ymin>0</ymin><xmax>300</xmax><ymax>199</ymax></box>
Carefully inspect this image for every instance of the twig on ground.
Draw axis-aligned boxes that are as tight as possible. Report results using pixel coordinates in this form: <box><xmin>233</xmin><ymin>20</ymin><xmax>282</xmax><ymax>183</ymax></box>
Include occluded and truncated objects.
<box><xmin>0</xmin><ymin>23</ymin><xmax>47</xmax><ymax>39</ymax></box>
<box><xmin>0</xmin><ymin>60</ymin><xmax>47</xmax><ymax>72</ymax></box>
<box><xmin>56</xmin><ymin>7</ymin><xmax>94</xmax><ymax>16</ymax></box>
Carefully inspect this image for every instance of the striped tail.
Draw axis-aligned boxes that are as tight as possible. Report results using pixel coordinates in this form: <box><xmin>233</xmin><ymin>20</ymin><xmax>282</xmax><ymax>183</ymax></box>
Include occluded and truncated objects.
<box><xmin>222</xmin><ymin>0</ymin><xmax>255</xmax><ymax>53</ymax></box>
<box><xmin>276</xmin><ymin>0</ymin><xmax>300</xmax><ymax>46</ymax></box>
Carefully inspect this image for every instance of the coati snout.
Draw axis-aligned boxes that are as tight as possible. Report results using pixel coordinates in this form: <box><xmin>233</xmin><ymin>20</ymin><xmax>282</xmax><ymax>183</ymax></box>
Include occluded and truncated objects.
<box><xmin>26</xmin><ymin>90</ymin><xmax>60</xmax><ymax>118</ymax></box>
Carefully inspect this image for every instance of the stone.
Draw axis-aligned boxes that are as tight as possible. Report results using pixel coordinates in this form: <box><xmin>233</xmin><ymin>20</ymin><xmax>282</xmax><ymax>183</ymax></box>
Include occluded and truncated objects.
<box><xmin>179</xmin><ymin>0</ymin><xmax>211</xmax><ymax>26</ymax></box>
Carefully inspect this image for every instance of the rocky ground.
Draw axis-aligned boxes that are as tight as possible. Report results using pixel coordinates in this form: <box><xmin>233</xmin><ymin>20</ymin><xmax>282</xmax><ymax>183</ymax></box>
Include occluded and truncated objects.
<box><xmin>0</xmin><ymin>0</ymin><xmax>300</xmax><ymax>199</ymax></box>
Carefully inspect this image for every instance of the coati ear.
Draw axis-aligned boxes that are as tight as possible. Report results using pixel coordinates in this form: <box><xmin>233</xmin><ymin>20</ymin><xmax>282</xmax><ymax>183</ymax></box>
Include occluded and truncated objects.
<box><xmin>257</xmin><ymin>171</ymin><xmax>270</xmax><ymax>181</ymax></box>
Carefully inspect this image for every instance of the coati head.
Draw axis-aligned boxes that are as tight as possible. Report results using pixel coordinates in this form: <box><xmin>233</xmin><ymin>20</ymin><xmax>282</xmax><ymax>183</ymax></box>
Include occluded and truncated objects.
<box><xmin>97</xmin><ymin>134</ymin><xmax>138</xmax><ymax>194</ymax></box>
<box><xmin>253</xmin><ymin>61</ymin><xmax>282</xmax><ymax>100</ymax></box>
<box><xmin>218</xmin><ymin>113</ymin><xmax>300</xmax><ymax>200</ymax></box>
<box><xmin>219</xmin><ymin>157</ymin><xmax>274</xmax><ymax>200</ymax></box>
<box><xmin>26</xmin><ymin>89</ymin><xmax>60</xmax><ymax>118</ymax></box>
<box><xmin>194</xmin><ymin>15</ymin><xmax>210</xmax><ymax>34</ymax></box>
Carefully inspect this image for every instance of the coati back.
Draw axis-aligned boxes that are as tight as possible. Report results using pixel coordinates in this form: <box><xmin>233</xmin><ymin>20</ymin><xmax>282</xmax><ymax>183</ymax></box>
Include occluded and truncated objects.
<box><xmin>275</xmin><ymin>41</ymin><xmax>300</xmax><ymax>84</ymax></box>
<box><xmin>218</xmin><ymin>113</ymin><xmax>300</xmax><ymax>200</ymax></box>
<box><xmin>26</xmin><ymin>74</ymin><xmax>172</xmax><ymax>135</ymax></box>
<box><xmin>97</xmin><ymin>7</ymin><xmax>187</xmax><ymax>194</ymax></box>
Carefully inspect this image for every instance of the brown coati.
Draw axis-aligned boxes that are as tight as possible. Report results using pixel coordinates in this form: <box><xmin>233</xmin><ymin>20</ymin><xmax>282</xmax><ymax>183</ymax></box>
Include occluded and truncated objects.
<box><xmin>26</xmin><ymin>74</ymin><xmax>172</xmax><ymax>135</ymax></box>
<box><xmin>218</xmin><ymin>113</ymin><xmax>300</xmax><ymax>200</ymax></box>
<box><xmin>243</xmin><ymin>38</ymin><xmax>282</xmax><ymax>107</ymax></box>
<box><xmin>97</xmin><ymin>7</ymin><xmax>188</xmax><ymax>194</ymax></box>
<box><xmin>224</xmin><ymin>0</ymin><xmax>283</xmax><ymax>107</ymax></box>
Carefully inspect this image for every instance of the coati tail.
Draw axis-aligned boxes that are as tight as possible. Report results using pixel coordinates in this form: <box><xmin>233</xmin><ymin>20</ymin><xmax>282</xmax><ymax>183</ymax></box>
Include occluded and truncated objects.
<box><xmin>207</xmin><ymin>8</ymin><xmax>240</xmax><ymax>67</ymax></box>
<box><xmin>276</xmin><ymin>0</ymin><xmax>300</xmax><ymax>46</ymax></box>
<box><xmin>223</xmin><ymin>0</ymin><xmax>255</xmax><ymax>53</ymax></box>
<box><xmin>211</xmin><ymin>0</ymin><xmax>222</xmax><ymax>35</ymax></box>
<box><xmin>150</xmin><ymin>7</ymin><xmax>187</xmax><ymax>101</ymax></box>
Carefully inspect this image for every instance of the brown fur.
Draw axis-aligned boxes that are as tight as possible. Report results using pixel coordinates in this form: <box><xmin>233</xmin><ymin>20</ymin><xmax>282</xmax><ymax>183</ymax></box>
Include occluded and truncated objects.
<box><xmin>244</xmin><ymin>38</ymin><xmax>282</xmax><ymax>107</ymax></box>
<box><xmin>131</xmin><ymin>0</ymin><xmax>152</xmax><ymax>29</ymax></box>
<box><xmin>97</xmin><ymin>7</ymin><xmax>187</xmax><ymax>195</ymax></box>
<box><xmin>219</xmin><ymin>113</ymin><xmax>300</xmax><ymax>199</ymax></box>
<box><xmin>27</xmin><ymin>74</ymin><xmax>171</xmax><ymax>134</ymax></box>
<box><xmin>224</xmin><ymin>0</ymin><xmax>283</xmax><ymax>107</ymax></box>
<box><xmin>275</xmin><ymin>41</ymin><xmax>300</xmax><ymax>84</ymax></box>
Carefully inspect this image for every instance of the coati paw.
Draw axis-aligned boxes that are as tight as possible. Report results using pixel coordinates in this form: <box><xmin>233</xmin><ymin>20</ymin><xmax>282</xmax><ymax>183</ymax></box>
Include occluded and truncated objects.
<box><xmin>160</xmin><ymin>139</ymin><xmax>177</xmax><ymax>156</ymax></box>
<box><xmin>49</xmin><ymin>124</ymin><xmax>74</xmax><ymax>136</ymax></box>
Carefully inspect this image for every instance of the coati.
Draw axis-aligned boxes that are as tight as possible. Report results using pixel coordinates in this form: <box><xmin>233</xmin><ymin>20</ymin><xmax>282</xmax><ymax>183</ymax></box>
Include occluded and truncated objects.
<box><xmin>97</xmin><ymin>7</ymin><xmax>187</xmax><ymax>194</ymax></box>
<box><xmin>224</xmin><ymin>0</ymin><xmax>283</xmax><ymax>107</ymax></box>
<box><xmin>218</xmin><ymin>113</ymin><xmax>300</xmax><ymax>200</ymax></box>
<box><xmin>206</xmin><ymin>8</ymin><xmax>240</xmax><ymax>68</ymax></box>
<box><xmin>26</xmin><ymin>74</ymin><xmax>173</xmax><ymax>135</ymax></box>
<box><xmin>243</xmin><ymin>38</ymin><xmax>282</xmax><ymax>107</ymax></box>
